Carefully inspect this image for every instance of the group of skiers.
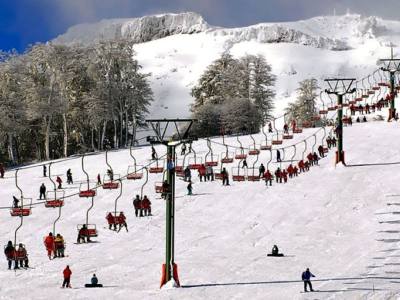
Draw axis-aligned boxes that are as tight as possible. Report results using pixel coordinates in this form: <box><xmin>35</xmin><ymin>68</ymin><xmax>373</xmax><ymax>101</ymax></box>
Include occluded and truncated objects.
<box><xmin>106</xmin><ymin>212</ymin><xmax>128</xmax><ymax>232</ymax></box>
<box><xmin>44</xmin><ymin>232</ymin><xmax>66</xmax><ymax>259</ymax></box>
<box><xmin>133</xmin><ymin>195</ymin><xmax>152</xmax><ymax>217</ymax></box>
<box><xmin>4</xmin><ymin>241</ymin><xmax>29</xmax><ymax>269</ymax></box>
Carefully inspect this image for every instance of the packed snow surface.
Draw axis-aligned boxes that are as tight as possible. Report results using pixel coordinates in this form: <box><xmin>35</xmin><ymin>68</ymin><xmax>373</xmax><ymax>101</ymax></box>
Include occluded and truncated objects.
<box><xmin>1</xmin><ymin>117</ymin><xmax>400</xmax><ymax>299</ymax></box>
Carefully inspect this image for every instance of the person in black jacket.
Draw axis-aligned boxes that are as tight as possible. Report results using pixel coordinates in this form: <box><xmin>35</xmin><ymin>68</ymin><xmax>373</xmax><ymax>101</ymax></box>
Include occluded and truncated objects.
<box><xmin>4</xmin><ymin>241</ymin><xmax>15</xmax><ymax>269</ymax></box>
<box><xmin>39</xmin><ymin>183</ymin><xmax>46</xmax><ymax>200</ymax></box>
<box><xmin>302</xmin><ymin>268</ymin><xmax>315</xmax><ymax>292</ymax></box>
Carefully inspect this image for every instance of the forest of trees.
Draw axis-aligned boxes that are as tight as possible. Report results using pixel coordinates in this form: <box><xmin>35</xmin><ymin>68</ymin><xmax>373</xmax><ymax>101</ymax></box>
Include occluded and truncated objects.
<box><xmin>190</xmin><ymin>53</ymin><xmax>276</xmax><ymax>137</ymax></box>
<box><xmin>0</xmin><ymin>39</ymin><xmax>153</xmax><ymax>164</ymax></box>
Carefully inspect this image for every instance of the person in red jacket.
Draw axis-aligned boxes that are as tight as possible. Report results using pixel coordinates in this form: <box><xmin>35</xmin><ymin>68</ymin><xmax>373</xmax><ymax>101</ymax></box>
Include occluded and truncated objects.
<box><xmin>291</xmin><ymin>120</ymin><xmax>296</xmax><ymax>132</ymax></box>
<box><xmin>106</xmin><ymin>212</ymin><xmax>116</xmax><ymax>230</ymax></box>
<box><xmin>298</xmin><ymin>160</ymin><xmax>305</xmax><ymax>173</ymax></box>
<box><xmin>307</xmin><ymin>153</ymin><xmax>314</xmax><ymax>166</ymax></box>
<box><xmin>198</xmin><ymin>164</ymin><xmax>206</xmax><ymax>182</ymax></box>
<box><xmin>287</xmin><ymin>164</ymin><xmax>294</xmax><ymax>178</ymax></box>
<box><xmin>282</xmin><ymin>170</ymin><xmax>288</xmax><ymax>183</ymax></box>
<box><xmin>263</xmin><ymin>170</ymin><xmax>273</xmax><ymax>186</ymax></box>
<box><xmin>56</xmin><ymin>176</ymin><xmax>62</xmax><ymax>189</ymax></box>
<box><xmin>293</xmin><ymin>166</ymin><xmax>299</xmax><ymax>177</ymax></box>
<box><xmin>142</xmin><ymin>196</ymin><xmax>152</xmax><ymax>216</ymax></box>
<box><xmin>117</xmin><ymin>212</ymin><xmax>128</xmax><ymax>232</ymax></box>
<box><xmin>62</xmin><ymin>265</ymin><xmax>72</xmax><ymax>288</ymax></box>
<box><xmin>44</xmin><ymin>232</ymin><xmax>55</xmax><ymax>260</ymax></box>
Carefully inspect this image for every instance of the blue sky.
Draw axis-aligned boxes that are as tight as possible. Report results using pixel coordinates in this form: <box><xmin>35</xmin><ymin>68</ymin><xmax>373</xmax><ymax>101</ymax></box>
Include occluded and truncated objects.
<box><xmin>1</xmin><ymin>0</ymin><xmax>400</xmax><ymax>52</ymax></box>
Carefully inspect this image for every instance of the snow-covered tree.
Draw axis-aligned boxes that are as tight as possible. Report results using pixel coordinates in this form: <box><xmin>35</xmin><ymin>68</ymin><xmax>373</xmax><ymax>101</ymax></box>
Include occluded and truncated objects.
<box><xmin>285</xmin><ymin>78</ymin><xmax>319</xmax><ymax>125</ymax></box>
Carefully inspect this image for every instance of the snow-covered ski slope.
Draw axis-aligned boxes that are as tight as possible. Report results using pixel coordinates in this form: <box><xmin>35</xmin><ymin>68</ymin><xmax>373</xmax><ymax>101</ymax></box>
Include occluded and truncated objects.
<box><xmin>54</xmin><ymin>12</ymin><xmax>400</xmax><ymax>118</ymax></box>
<box><xmin>2</xmin><ymin>115</ymin><xmax>400</xmax><ymax>299</ymax></box>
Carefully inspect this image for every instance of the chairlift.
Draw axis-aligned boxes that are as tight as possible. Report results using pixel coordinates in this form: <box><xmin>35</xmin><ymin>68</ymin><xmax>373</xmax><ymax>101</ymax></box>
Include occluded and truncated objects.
<box><xmin>105</xmin><ymin>179</ymin><xmax>125</xmax><ymax>232</ymax></box>
<box><xmin>78</xmin><ymin>155</ymin><xmax>97</xmax><ymax>197</ymax></box>
<box><xmin>248</xmin><ymin>135</ymin><xmax>260</xmax><ymax>155</ymax></box>
<box><xmin>271</xmin><ymin>119</ymin><xmax>283</xmax><ymax>145</ymax></box>
<box><xmin>127</xmin><ymin>146</ymin><xmax>143</xmax><ymax>180</ymax></box>
<box><xmin>205</xmin><ymin>139</ymin><xmax>219</xmax><ymax>167</ymax></box>
<box><xmin>149</xmin><ymin>158</ymin><xmax>164</xmax><ymax>173</ymax></box>
<box><xmin>232</xmin><ymin>167</ymin><xmax>246</xmax><ymax>182</ymax></box>
<box><xmin>102</xmin><ymin>150</ymin><xmax>120</xmax><ymax>189</ymax></box>
<box><xmin>234</xmin><ymin>135</ymin><xmax>248</xmax><ymax>159</ymax></box>
<box><xmin>11</xmin><ymin>169</ymin><xmax>32</xmax><ymax>217</ymax></box>
<box><xmin>247</xmin><ymin>149</ymin><xmax>260</xmax><ymax>182</ymax></box>
<box><xmin>260</xmin><ymin>126</ymin><xmax>272</xmax><ymax>150</ymax></box>
<box><xmin>77</xmin><ymin>185</ymin><xmax>98</xmax><ymax>241</ymax></box>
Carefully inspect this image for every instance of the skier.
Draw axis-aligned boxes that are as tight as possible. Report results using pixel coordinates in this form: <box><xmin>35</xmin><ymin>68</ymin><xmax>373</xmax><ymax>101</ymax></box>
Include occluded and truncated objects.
<box><xmin>106</xmin><ymin>212</ymin><xmax>116</xmax><ymax>230</ymax></box>
<box><xmin>133</xmin><ymin>195</ymin><xmax>141</xmax><ymax>217</ymax></box>
<box><xmin>16</xmin><ymin>244</ymin><xmax>28</xmax><ymax>268</ymax></box>
<box><xmin>275</xmin><ymin>168</ymin><xmax>282</xmax><ymax>183</ymax></box>
<box><xmin>302</xmin><ymin>268</ymin><xmax>315</xmax><ymax>292</ymax></box>
<box><xmin>181</xmin><ymin>143</ymin><xmax>187</xmax><ymax>155</ymax></box>
<box><xmin>304</xmin><ymin>161</ymin><xmax>310</xmax><ymax>171</ymax></box>
<box><xmin>348</xmin><ymin>117</ymin><xmax>353</xmax><ymax>126</ymax></box>
<box><xmin>268</xmin><ymin>122</ymin><xmax>273</xmax><ymax>133</ymax></box>
<box><xmin>291</xmin><ymin>119</ymin><xmax>297</xmax><ymax>132</ymax></box>
<box><xmin>184</xmin><ymin>166</ymin><xmax>191</xmax><ymax>182</ymax></box>
<box><xmin>66</xmin><ymin>169</ymin><xmax>73</xmax><ymax>184</ymax></box>
<box><xmin>161</xmin><ymin>180</ymin><xmax>170</xmax><ymax>199</ymax></box>
<box><xmin>221</xmin><ymin>167</ymin><xmax>230</xmax><ymax>186</ymax></box>
<box><xmin>287</xmin><ymin>164</ymin><xmax>294</xmax><ymax>178</ymax></box>
<box><xmin>282</xmin><ymin>169</ymin><xmax>288</xmax><ymax>183</ymax></box>
<box><xmin>259</xmin><ymin>163</ymin><xmax>265</xmax><ymax>178</ymax></box>
<box><xmin>276</xmin><ymin>150</ymin><xmax>282</xmax><ymax>162</ymax></box>
<box><xmin>39</xmin><ymin>183</ymin><xmax>46</xmax><ymax>200</ymax></box>
<box><xmin>44</xmin><ymin>232</ymin><xmax>55</xmax><ymax>260</ymax></box>
<box><xmin>283</xmin><ymin>123</ymin><xmax>289</xmax><ymax>134</ymax></box>
<box><xmin>326</xmin><ymin>136</ymin><xmax>332</xmax><ymax>149</ymax></box>
<box><xmin>0</xmin><ymin>163</ymin><xmax>4</xmax><ymax>178</ymax></box>
<box><xmin>56</xmin><ymin>176</ymin><xmax>62</xmax><ymax>189</ymax></box>
<box><xmin>77</xmin><ymin>224</ymin><xmax>91</xmax><ymax>243</ymax></box>
<box><xmin>117</xmin><ymin>212</ymin><xmax>128</xmax><ymax>232</ymax></box>
<box><xmin>151</xmin><ymin>146</ymin><xmax>157</xmax><ymax>160</ymax></box>
<box><xmin>263</xmin><ymin>170</ymin><xmax>273</xmax><ymax>186</ymax></box>
<box><xmin>106</xmin><ymin>169</ymin><xmax>113</xmax><ymax>181</ymax></box>
<box><xmin>318</xmin><ymin>145</ymin><xmax>324</xmax><ymax>158</ymax></box>
<box><xmin>206</xmin><ymin>165</ymin><xmax>214</xmax><ymax>181</ymax></box>
<box><xmin>142</xmin><ymin>196</ymin><xmax>151</xmax><ymax>216</ymax></box>
<box><xmin>331</xmin><ymin>136</ymin><xmax>337</xmax><ymax>147</ymax></box>
<box><xmin>62</xmin><ymin>265</ymin><xmax>72</xmax><ymax>288</ymax></box>
<box><xmin>356</xmin><ymin>116</ymin><xmax>360</xmax><ymax>123</ymax></box>
<box><xmin>13</xmin><ymin>196</ymin><xmax>19</xmax><ymax>208</ymax></box>
<box><xmin>198</xmin><ymin>164</ymin><xmax>206</xmax><ymax>182</ymax></box>
<box><xmin>54</xmin><ymin>234</ymin><xmax>65</xmax><ymax>258</ymax></box>
<box><xmin>307</xmin><ymin>153</ymin><xmax>314</xmax><ymax>166</ymax></box>
<box><xmin>313</xmin><ymin>152</ymin><xmax>319</xmax><ymax>165</ymax></box>
<box><xmin>362</xmin><ymin>116</ymin><xmax>367</xmax><ymax>122</ymax></box>
<box><xmin>293</xmin><ymin>165</ymin><xmax>299</xmax><ymax>177</ymax></box>
<box><xmin>272</xmin><ymin>245</ymin><xmax>279</xmax><ymax>256</ymax></box>
<box><xmin>97</xmin><ymin>173</ymin><xmax>101</xmax><ymax>185</ymax></box>
<box><xmin>43</xmin><ymin>165</ymin><xmax>47</xmax><ymax>177</ymax></box>
<box><xmin>365</xmin><ymin>103</ymin><xmax>370</xmax><ymax>114</ymax></box>
<box><xmin>298</xmin><ymin>160</ymin><xmax>305</xmax><ymax>173</ymax></box>
<box><xmin>242</xmin><ymin>159</ymin><xmax>248</xmax><ymax>169</ymax></box>
<box><xmin>4</xmin><ymin>241</ymin><xmax>15</xmax><ymax>269</ymax></box>
<box><xmin>187</xmin><ymin>181</ymin><xmax>193</xmax><ymax>195</ymax></box>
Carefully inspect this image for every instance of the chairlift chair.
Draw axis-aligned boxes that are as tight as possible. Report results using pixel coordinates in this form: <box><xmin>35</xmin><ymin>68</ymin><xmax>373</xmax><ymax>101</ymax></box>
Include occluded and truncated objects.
<box><xmin>102</xmin><ymin>174</ymin><xmax>120</xmax><ymax>189</ymax></box>
<box><xmin>155</xmin><ymin>181</ymin><xmax>164</xmax><ymax>193</ymax></box>
<box><xmin>79</xmin><ymin>184</ymin><xmax>96</xmax><ymax>197</ymax></box>
<box><xmin>45</xmin><ymin>190</ymin><xmax>65</xmax><ymax>208</ymax></box>
<box><xmin>149</xmin><ymin>159</ymin><xmax>164</xmax><ymax>173</ymax></box>
<box><xmin>221</xmin><ymin>151</ymin><xmax>234</xmax><ymax>163</ymax></box>
<box><xmin>10</xmin><ymin>198</ymin><xmax>33</xmax><ymax>217</ymax></box>
<box><xmin>77</xmin><ymin>224</ymin><xmax>98</xmax><ymax>238</ymax></box>
<box><xmin>232</xmin><ymin>167</ymin><xmax>246</xmax><ymax>182</ymax></box>
<box><xmin>127</xmin><ymin>166</ymin><xmax>143</xmax><ymax>180</ymax></box>
<box><xmin>234</xmin><ymin>149</ymin><xmax>247</xmax><ymax>160</ymax></box>
<box><xmin>188</xmin><ymin>156</ymin><xmax>203</xmax><ymax>170</ymax></box>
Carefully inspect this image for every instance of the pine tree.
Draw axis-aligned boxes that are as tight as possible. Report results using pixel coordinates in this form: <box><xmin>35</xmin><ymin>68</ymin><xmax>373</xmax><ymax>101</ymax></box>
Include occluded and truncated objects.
<box><xmin>285</xmin><ymin>78</ymin><xmax>319</xmax><ymax>126</ymax></box>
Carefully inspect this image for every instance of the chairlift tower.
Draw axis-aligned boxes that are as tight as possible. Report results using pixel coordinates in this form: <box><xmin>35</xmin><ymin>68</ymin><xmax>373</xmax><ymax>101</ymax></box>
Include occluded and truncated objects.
<box><xmin>325</xmin><ymin>78</ymin><xmax>356</xmax><ymax>165</ymax></box>
<box><xmin>146</xmin><ymin>118</ymin><xmax>197</xmax><ymax>288</ymax></box>
<box><xmin>379</xmin><ymin>47</ymin><xmax>400</xmax><ymax>121</ymax></box>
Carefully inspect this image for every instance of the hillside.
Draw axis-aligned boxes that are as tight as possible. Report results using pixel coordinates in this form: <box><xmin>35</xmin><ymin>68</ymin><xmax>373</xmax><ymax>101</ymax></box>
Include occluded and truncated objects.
<box><xmin>1</xmin><ymin>106</ymin><xmax>400</xmax><ymax>298</ymax></box>
<box><xmin>54</xmin><ymin>13</ymin><xmax>400</xmax><ymax>119</ymax></box>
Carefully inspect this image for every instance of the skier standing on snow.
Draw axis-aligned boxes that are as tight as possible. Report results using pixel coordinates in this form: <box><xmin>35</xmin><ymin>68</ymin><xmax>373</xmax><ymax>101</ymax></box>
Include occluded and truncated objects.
<box><xmin>221</xmin><ymin>167</ymin><xmax>230</xmax><ymax>186</ymax></box>
<box><xmin>276</xmin><ymin>150</ymin><xmax>282</xmax><ymax>162</ymax></box>
<box><xmin>302</xmin><ymin>268</ymin><xmax>315</xmax><ymax>292</ymax></box>
<box><xmin>54</xmin><ymin>234</ymin><xmax>65</xmax><ymax>258</ymax></box>
<box><xmin>56</xmin><ymin>176</ymin><xmax>62</xmax><ymax>189</ymax></box>
<box><xmin>44</xmin><ymin>232</ymin><xmax>55</xmax><ymax>260</ymax></box>
<box><xmin>206</xmin><ymin>165</ymin><xmax>214</xmax><ymax>181</ymax></box>
<box><xmin>43</xmin><ymin>165</ymin><xmax>47</xmax><ymax>177</ymax></box>
<box><xmin>259</xmin><ymin>163</ymin><xmax>265</xmax><ymax>178</ymax></box>
<box><xmin>16</xmin><ymin>244</ymin><xmax>28</xmax><ymax>268</ymax></box>
<box><xmin>62</xmin><ymin>265</ymin><xmax>72</xmax><ymax>288</ymax></box>
<box><xmin>263</xmin><ymin>170</ymin><xmax>273</xmax><ymax>186</ymax></box>
<box><xmin>117</xmin><ymin>212</ymin><xmax>128</xmax><ymax>232</ymax></box>
<box><xmin>39</xmin><ymin>183</ymin><xmax>46</xmax><ymax>200</ymax></box>
<box><xmin>66</xmin><ymin>169</ymin><xmax>73</xmax><ymax>184</ymax></box>
<box><xmin>187</xmin><ymin>181</ymin><xmax>193</xmax><ymax>195</ymax></box>
<box><xmin>142</xmin><ymin>196</ymin><xmax>152</xmax><ymax>216</ymax></box>
<box><xmin>198</xmin><ymin>164</ymin><xmax>206</xmax><ymax>182</ymax></box>
<box><xmin>133</xmin><ymin>195</ymin><xmax>141</xmax><ymax>217</ymax></box>
<box><xmin>184</xmin><ymin>166</ymin><xmax>191</xmax><ymax>182</ymax></box>
<box><xmin>4</xmin><ymin>241</ymin><xmax>15</xmax><ymax>269</ymax></box>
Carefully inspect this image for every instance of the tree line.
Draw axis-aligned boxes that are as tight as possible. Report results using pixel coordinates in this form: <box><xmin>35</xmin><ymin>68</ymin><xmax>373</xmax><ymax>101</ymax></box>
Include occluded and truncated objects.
<box><xmin>0</xmin><ymin>39</ymin><xmax>153</xmax><ymax>164</ymax></box>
